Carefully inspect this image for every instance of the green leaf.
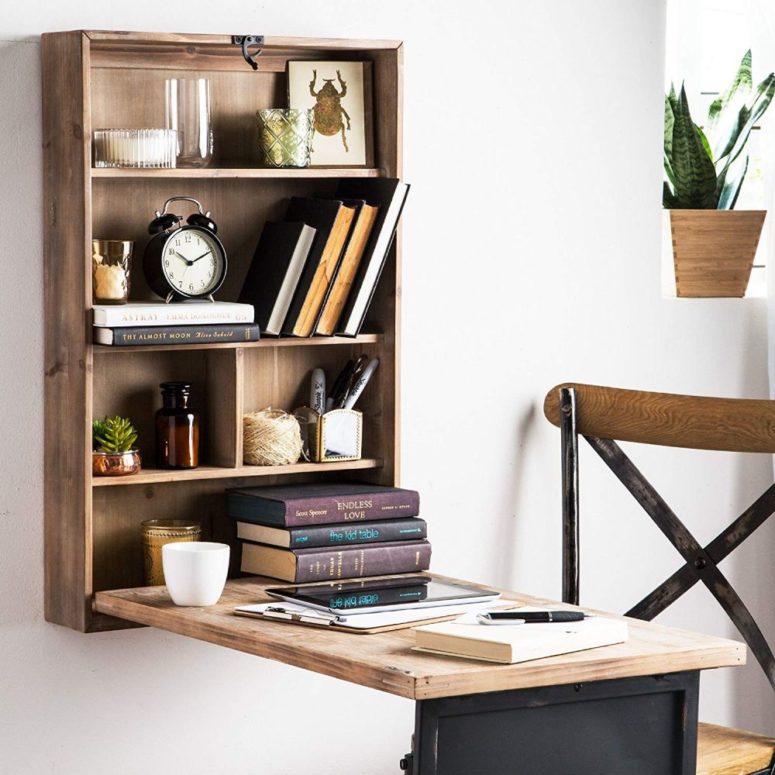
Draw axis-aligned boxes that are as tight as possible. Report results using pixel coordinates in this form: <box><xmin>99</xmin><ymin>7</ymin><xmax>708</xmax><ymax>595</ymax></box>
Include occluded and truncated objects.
<box><xmin>717</xmin><ymin>154</ymin><xmax>749</xmax><ymax>210</ymax></box>
<box><xmin>717</xmin><ymin>72</ymin><xmax>775</xmax><ymax>168</ymax></box>
<box><xmin>669</xmin><ymin>85</ymin><xmax>718</xmax><ymax>208</ymax></box>
<box><xmin>664</xmin><ymin>94</ymin><xmax>675</xmax><ymax>160</ymax></box>
<box><xmin>708</xmin><ymin>49</ymin><xmax>752</xmax><ymax>130</ymax></box>
<box><xmin>663</xmin><ymin>181</ymin><xmax>678</xmax><ymax>208</ymax></box>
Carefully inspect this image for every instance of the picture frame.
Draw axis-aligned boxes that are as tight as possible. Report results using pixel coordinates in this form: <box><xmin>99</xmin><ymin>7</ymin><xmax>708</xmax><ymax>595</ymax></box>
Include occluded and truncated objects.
<box><xmin>287</xmin><ymin>60</ymin><xmax>374</xmax><ymax>167</ymax></box>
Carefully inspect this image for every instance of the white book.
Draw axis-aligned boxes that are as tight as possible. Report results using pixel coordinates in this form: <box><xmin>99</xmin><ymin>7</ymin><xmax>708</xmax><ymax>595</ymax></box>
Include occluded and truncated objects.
<box><xmin>93</xmin><ymin>301</ymin><xmax>254</xmax><ymax>328</ymax></box>
<box><xmin>414</xmin><ymin>614</ymin><xmax>628</xmax><ymax>664</ymax></box>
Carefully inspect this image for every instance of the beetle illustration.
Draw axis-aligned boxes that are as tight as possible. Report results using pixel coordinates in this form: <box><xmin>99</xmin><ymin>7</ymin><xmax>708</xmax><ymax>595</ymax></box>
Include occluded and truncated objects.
<box><xmin>309</xmin><ymin>69</ymin><xmax>351</xmax><ymax>152</ymax></box>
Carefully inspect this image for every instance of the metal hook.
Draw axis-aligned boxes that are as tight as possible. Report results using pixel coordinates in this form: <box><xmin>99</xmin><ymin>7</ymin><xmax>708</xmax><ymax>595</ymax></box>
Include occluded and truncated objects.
<box><xmin>231</xmin><ymin>35</ymin><xmax>265</xmax><ymax>71</ymax></box>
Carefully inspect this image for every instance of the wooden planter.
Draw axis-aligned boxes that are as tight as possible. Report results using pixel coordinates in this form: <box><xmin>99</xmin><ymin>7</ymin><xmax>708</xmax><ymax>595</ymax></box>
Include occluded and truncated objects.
<box><xmin>669</xmin><ymin>209</ymin><xmax>766</xmax><ymax>298</ymax></box>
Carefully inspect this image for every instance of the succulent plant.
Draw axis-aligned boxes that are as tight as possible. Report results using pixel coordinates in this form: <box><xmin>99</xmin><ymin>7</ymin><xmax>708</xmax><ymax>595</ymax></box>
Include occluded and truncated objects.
<box><xmin>93</xmin><ymin>416</ymin><xmax>138</xmax><ymax>453</ymax></box>
<box><xmin>664</xmin><ymin>50</ymin><xmax>775</xmax><ymax>209</ymax></box>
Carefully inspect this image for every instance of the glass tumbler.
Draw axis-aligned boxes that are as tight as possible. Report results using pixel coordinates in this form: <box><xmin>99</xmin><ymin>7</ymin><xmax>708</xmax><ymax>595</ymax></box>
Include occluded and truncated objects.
<box><xmin>92</xmin><ymin>239</ymin><xmax>133</xmax><ymax>304</ymax></box>
<box><xmin>165</xmin><ymin>78</ymin><xmax>213</xmax><ymax>167</ymax></box>
<box><xmin>258</xmin><ymin>109</ymin><xmax>313</xmax><ymax>168</ymax></box>
<box><xmin>141</xmin><ymin>519</ymin><xmax>201</xmax><ymax>586</ymax></box>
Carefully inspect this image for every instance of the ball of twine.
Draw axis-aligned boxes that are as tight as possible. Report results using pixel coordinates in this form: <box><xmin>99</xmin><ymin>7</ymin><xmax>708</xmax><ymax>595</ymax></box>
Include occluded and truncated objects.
<box><xmin>243</xmin><ymin>408</ymin><xmax>303</xmax><ymax>466</ymax></box>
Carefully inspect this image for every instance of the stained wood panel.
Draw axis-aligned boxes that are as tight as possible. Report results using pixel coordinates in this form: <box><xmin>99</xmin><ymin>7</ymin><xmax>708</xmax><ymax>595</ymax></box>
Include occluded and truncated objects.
<box><xmin>94</xmin><ymin>575</ymin><xmax>745</xmax><ymax>701</ymax></box>
<box><xmin>44</xmin><ymin>30</ymin><xmax>402</xmax><ymax>632</ymax></box>
<box><xmin>544</xmin><ymin>383</ymin><xmax>775</xmax><ymax>453</ymax></box>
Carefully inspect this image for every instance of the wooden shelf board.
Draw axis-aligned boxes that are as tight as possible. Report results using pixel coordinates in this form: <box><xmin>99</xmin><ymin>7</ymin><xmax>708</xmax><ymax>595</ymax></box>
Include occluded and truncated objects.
<box><xmin>92</xmin><ymin>458</ymin><xmax>384</xmax><ymax>487</ymax></box>
<box><xmin>93</xmin><ymin>575</ymin><xmax>746</xmax><ymax>701</ymax></box>
<box><xmin>91</xmin><ymin>167</ymin><xmax>382</xmax><ymax>180</ymax></box>
<box><xmin>92</xmin><ymin>333</ymin><xmax>381</xmax><ymax>354</ymax></box>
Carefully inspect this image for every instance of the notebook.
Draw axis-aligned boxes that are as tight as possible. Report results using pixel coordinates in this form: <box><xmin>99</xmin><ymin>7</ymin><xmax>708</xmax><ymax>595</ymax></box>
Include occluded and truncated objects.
<box><xmin>413</xmin><ymin>612</ymin><xmax>628</xmax><ymax>664</ymax></box>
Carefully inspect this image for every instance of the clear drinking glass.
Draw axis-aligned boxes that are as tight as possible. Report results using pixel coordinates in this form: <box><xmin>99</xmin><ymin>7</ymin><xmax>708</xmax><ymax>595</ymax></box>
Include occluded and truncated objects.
<box><xmin>165</xmin><ymin>78</ymin><xmax>213</xmax><ymax>167</ymax></box>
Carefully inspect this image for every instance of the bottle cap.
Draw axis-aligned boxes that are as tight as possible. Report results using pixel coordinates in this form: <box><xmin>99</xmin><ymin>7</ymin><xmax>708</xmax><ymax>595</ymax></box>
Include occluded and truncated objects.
<box><xmin>159</xmin><ymin>381</ymin><xmax>191</xmax><ymax>394</ymax></box>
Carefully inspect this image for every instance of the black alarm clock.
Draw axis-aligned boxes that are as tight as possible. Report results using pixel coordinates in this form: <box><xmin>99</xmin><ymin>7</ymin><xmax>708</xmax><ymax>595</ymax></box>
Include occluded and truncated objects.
<box><xmin>143</xmin><ymin>196</ymin><xmax>227</xmax><ymax>302</ymax></box>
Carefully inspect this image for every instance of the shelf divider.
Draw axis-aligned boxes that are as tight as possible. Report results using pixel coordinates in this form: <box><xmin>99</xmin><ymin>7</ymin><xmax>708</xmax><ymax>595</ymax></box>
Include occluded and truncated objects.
<box><xmin>91</xmin><ymin>167</ymin><xmax>382</xmax><ymax>180</ymax></box>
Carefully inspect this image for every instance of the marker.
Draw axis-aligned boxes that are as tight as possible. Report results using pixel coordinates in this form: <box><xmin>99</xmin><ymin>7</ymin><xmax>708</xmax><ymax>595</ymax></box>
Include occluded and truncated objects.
<box><xmin>310</xmin><ymin>368</ymin><xmax>326</xmax><ymax>415</ymax></box>
<box><xmin>343</xmin><ymin>358</ymin><xmax>379</xmax><ymax>410</ymax></box>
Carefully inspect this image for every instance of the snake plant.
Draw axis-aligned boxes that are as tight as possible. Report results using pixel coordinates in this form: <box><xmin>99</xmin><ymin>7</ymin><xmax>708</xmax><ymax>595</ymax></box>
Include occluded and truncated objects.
<box><xmin>93</xmin><ymin>416</ymin><xmax>138</xmax><ymax>453</ymax></box>
<box><xmin>664</xmin><ymin>50</ymin><xmax>775</xmax><ymax>209</ymax></box>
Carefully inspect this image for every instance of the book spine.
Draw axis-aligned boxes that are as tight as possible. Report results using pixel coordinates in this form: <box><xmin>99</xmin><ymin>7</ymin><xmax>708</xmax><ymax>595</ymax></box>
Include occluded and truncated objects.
<box><xmin>288</xmin><ymin>518</ymin><xmax>427</xmax><ymax>548</ymax></box>
<box><xmin>99</xmin><ymin>324</ymin><xmax>260</xmax><ymax>346</ymax></box>
<box><xmin>283</xmin><ymin>490</ymin><xmax>420</xmax><ymax>526</ymax></box>
<box><xmin>93</xmin><ymin>305</ymin><xmax>254</xmax><ymax>327</ymax></box>
<box><xmin>294</xmin><ymin>541</ymin><xmax>431</xmax><ymax>583</ymax></box>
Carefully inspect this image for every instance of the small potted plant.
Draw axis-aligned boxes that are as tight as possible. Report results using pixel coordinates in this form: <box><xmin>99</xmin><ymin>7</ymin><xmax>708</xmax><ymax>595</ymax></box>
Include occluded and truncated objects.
<box><xmin>92</xmin><ymin>416</ymin><xmax>141</xmax><ymax>476</ymax></box>
<box><xmin>664</xmin><ymin>51</ymin><xmax>775</xmax><ymax>297</ymax></box>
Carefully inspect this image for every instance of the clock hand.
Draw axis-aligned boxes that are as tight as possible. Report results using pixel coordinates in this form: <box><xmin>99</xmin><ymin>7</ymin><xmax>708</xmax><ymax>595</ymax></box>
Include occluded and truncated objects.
<box><xmin>190</xmin><ymin>249</ymin><xmax>213</xmax><ymax>263</ymax></box>
<box><xmin>174</xmin><ymin>251</ymin><xmax>194</xmax><ymax>266</ymax></box>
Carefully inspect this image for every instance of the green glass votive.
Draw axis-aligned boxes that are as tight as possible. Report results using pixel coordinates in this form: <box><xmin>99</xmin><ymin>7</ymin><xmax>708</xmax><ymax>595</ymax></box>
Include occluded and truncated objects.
<box><xmin>257</xmin><ymin>108</ymin><xmax>313</xmax><ymax>168</ymax></box>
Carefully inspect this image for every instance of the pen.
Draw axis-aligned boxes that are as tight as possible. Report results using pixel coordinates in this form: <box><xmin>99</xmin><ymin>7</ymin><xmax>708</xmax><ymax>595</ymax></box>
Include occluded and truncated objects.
<box><xmin>477</xmin><ymin>611</ymin><xmax>588</xmax><ymax>625</ymax></box>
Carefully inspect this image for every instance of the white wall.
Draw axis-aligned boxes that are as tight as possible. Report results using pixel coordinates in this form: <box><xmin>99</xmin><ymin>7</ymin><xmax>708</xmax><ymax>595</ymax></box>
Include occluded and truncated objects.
<box><xmin>1</xmin><ymin>1</ymin><xmax>773</xmax><ymax>773</ymax></box>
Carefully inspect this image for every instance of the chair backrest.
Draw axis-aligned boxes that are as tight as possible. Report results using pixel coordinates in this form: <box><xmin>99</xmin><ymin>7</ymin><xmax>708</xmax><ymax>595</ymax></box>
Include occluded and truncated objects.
<box><xmin>543</xmin><ymin>382</ymin><xmax>775</xmax><ymax>693</ymax></box>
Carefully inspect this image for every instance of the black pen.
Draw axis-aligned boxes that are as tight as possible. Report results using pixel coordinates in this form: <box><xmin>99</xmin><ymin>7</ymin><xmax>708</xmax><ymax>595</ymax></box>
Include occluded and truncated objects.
<box><xmin>477</xmin><ymin>611</ymin><xmax>588</xmax><ymax>625</ymax></box>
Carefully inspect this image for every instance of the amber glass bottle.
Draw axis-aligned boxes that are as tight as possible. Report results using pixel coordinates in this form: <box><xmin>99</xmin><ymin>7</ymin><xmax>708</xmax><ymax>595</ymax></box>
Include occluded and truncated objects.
<box><xmin>155</xmin><ymin>381</ymin><xmax>199</xmax><ymax>469</ymax></box>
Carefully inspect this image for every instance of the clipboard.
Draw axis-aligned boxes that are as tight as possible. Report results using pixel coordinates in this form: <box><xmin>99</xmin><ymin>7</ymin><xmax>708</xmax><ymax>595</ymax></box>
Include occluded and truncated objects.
<box><xmin>233</xmin><ymin>600</ymin><xmax>520</xmax><ymax>635</ymax></box>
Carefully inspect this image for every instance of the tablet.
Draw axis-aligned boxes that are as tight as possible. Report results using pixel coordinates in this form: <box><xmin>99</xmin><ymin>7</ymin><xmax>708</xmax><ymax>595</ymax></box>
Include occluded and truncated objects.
<box><xmin>265</xmin><ymin>575</ymin><xmax>500</xmax><ymax>615</ymax></box>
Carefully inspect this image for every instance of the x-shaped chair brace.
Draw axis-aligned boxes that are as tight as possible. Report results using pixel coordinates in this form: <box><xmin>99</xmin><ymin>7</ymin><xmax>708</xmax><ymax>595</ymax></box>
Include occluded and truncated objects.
<box><xmin>560</xmin><ymin>387</ymin><xmax>775</xmax><ymax>692</ymax></box>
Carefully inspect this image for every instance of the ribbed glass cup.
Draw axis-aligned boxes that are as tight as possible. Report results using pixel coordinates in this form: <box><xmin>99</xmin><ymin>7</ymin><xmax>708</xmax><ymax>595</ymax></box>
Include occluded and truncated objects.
<box><xmin>93</xmin><ymin>128</ymin><xmax>178</xmax><ymax>168</ymax></box>
<box><xmin>141</xmin><ymin>519</ymin><xmax>201</xmax><ymax>586</ymax></box>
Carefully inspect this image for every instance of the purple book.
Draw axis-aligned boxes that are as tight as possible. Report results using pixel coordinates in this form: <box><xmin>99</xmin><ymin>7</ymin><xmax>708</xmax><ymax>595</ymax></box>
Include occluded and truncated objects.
<box><xmin>240</xmin><ymin>539</ymin><xmax>432</xmax><ymax>583</ymax></box>
<box><xmin>227</xmin><ymin>482</ymin><xmax>420</xmax><ymax>527</ymax></box>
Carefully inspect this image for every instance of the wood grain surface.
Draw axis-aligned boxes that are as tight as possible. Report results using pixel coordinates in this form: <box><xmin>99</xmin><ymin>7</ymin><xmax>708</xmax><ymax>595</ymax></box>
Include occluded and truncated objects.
<box><xmin>45</xmin><ymin>30</ymin><xmax>402</xmax><ymax>631</ymax></box>
<box><xmin>670</xmin><ymin>210</ymin><xmax>765</xmax><ymax>298</ymax></box>
<box><xmin>697</xmin><ymin>722</ymin><xmax>775</xmax><ymax>775</ymax></box>
<box><xmin>544</xmin><ymin>383</ymin><xmax>775</xmax><ymax>453</ymax></box>
<box><xmin>94</xmin><ymin>575</ymin><xmax>745</xmax><ymax>701</ymax></box>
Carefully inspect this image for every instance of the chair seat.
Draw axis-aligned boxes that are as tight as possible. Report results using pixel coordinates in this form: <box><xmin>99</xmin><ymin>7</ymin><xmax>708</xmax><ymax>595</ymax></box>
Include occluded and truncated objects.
<box><xmin>698</xmin><ymin>722</ymin><xmax>775</xmax><ymax>775</ymax></box>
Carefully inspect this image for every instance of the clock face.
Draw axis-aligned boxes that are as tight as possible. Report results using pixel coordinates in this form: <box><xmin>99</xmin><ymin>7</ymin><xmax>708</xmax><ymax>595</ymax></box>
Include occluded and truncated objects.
<box><xmin>161</xmin><ymin>228</ymin><xmax>225</xmax><ymax>297</ymax></box>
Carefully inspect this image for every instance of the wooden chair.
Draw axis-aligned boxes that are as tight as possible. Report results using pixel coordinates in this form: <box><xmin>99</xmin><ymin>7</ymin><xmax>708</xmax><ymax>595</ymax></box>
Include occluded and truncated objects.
<box><xmin>544</xmin><ymin>383</ymin><xmax>775</xmax><ymax>775</ymax></box>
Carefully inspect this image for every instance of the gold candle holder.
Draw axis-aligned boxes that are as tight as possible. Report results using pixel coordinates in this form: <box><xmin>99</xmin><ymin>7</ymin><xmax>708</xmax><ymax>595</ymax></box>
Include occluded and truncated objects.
<box><xmin>92</xmin><ymin>239</ymin><xmax>133</xmax><ymax>304</ymax></box>
<box><xmin>257</xmin><ymin>108</ymin><xmax>313</xmax><ymax>168</ymax></box>
<box><xmin>141</xmin><ymin>519</ymin><xmax>201</xmax><ymax>586</ymax></box>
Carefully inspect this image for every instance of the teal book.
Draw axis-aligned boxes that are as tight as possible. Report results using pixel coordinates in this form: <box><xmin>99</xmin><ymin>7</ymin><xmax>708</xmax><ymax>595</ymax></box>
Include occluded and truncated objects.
<box><xmin>235</xmin><ymin>517</ymin><xmax>427</xmax><ymax>549</ymax></box>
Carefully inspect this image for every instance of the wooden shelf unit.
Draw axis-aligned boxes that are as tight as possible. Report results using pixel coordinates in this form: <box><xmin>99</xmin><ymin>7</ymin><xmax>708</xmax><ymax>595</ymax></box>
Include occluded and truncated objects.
<box><xmin>43</xmin><ymin>31</ymin><xmax>403</xmax><ymax>632</ymax></box>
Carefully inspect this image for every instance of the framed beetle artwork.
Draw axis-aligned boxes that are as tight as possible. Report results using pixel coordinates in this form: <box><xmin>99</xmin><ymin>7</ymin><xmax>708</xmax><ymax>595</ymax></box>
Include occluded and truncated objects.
<box><xmin>287</xmin><ymin>60</ymin><xmax>374</xmax><ymax>166</ymax></box>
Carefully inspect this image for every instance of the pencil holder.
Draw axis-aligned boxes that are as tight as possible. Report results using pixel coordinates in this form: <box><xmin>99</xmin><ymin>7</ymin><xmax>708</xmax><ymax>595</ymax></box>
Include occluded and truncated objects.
<box><xmin>314</xmin><ymin>408</ymin><xmax>362</xmax><ymax>463</ymax></box>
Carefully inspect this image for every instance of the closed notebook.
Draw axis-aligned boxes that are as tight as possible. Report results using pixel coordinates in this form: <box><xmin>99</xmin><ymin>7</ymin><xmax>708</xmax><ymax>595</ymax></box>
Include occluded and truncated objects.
<box><xmin>314</xmin><ymin>200</ymin><xmax>379</xmax><ymax>336</ymax></box>
<box><xmin>238</xmin><ymin>221</ymin><xmax>316</xmax><ymax>336</ymax></box>
<box><xmin>281</xmin><ymin>198</ymin><xmax>356</xmax><ymax>337</ymax></box>
<box><xmin>414</xmin><ymin>614</ymin><xmax>628</xmax><ymax>664</ymax></box>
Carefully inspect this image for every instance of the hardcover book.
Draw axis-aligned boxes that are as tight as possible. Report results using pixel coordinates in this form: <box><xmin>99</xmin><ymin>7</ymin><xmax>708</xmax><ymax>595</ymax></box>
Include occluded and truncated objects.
<box><xmin>238</xmin><ymin>221</ymin><xmax>316</xmax><ymax>336</ymax></box>
<box><xmin>281</xmin><ymin>198</ymin><xmax>355</xmax><ymax>337</ymax></box>
<box><xmin>227</xmin><ymin>483</ymin><xmax>421</xmax><ymax>527</ymax></box>
<box><xmin>236</xmin><ymin>517</ymin><xmax>427</xmax><ymax>549</ymax></box>
<box><xmin>414</xmin><ymin>614</ymin><xmax>629</xmax><ymax>664</ymax></box>
<box><xmin>92</xmin><ymin>301</ymin><xmax>254</xmax><ymax>328</ymax></box>
<box><xmin>314</xmin><ymin>200</ymin><xmax>379</xmax><ymax>336</ymax></box>
<box><xmin>93</xmin><ymin>323</ymin><xmax>260</xmax><ymax>346</ymax></box>
<box><xmin>240</xmin><ymin>539</ymin><xmax>432</xmax><ymax>582</ymax></box>
<box><xmin>333</xmin><ymin>179</ymin><xmax>409</xmax><ymax>337</ymax></box>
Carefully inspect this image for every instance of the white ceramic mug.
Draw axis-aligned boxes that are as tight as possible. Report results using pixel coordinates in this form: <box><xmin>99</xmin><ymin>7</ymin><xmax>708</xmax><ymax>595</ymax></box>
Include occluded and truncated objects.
<box><xmin>162</xmin><ymin>541</ymin><xmax>230</xmax><ymax>606</ymax></box>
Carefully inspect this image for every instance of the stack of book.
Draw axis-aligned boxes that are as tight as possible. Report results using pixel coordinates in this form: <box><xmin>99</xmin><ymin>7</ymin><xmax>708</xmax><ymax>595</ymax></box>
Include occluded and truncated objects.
<box><xmin>228</xmin><ymin>482</ymin><xmax>430</xmax><ymax>583</ymax></box>
<box><xmin>239</xmin><ymin>178</ymin><xmax>409</xmax><ymax>338</ymax></box>
<box><xmin>93</xmin><ymin>300</ymin><xmax>258</xmax><ymax>347</ymax></box>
